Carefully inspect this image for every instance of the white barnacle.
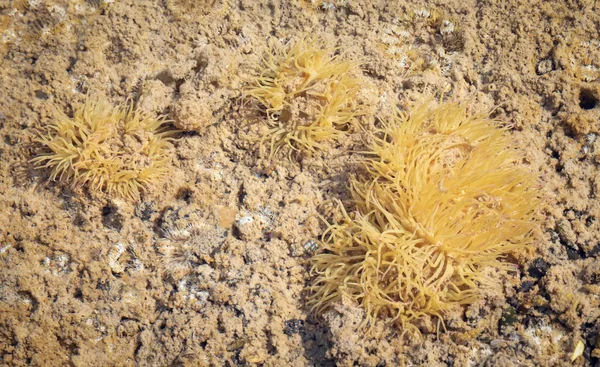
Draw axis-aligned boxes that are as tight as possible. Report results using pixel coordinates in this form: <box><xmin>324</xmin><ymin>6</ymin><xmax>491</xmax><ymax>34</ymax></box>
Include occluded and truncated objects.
<box><xmin>107</xmin><ymin>243</ymin><xmax>126</xmax><ymax>274</ymax></box>
<box><xmin>440</xmin><ymin>19</ymin><xmax>455</xmax><ymax>35</ymax></box>
<box><xmin>414</xmin><ymin>9</ymin><xmax>430</xmax><ymax>18</ymax></box>
<box><xmin>47</xmin><ymin>5</ymin><xmax>66</xmax><ymax>22</ymax></box>
<box><xmin>320</xmin><ymin>2</ymin><xmax>336</xmax><ymax>10</ymax></box>
<box><xmin>28</xmin><ymin>0</ymin><xmax>42</xmax><ymax>9</ymax></box>
<box><xmin>303</xmin><ymin>240</ymin><xmax>319</xmax><ymax>252</ymax></box>
<box><xmin>237</xmin><ymin>216</ymin><xmax>254</xmax><ymax>227</ymax></box>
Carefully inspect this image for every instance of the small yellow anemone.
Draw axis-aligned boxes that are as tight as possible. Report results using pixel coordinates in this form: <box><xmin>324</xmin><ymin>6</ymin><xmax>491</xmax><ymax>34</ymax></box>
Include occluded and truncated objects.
<box><xmin>309</xmin><ymin>100</ymin><xmax>540</xmax><ymax>336</ymax></box>
<box><xmin>245</xmin><ymin>36</ymin><xmax>365</xmax><ymax>156</ymax></box>
<box><xmin>32</xmin><ymin>96</ymin><xmax>174</xmax><ymax>200</ymax></box>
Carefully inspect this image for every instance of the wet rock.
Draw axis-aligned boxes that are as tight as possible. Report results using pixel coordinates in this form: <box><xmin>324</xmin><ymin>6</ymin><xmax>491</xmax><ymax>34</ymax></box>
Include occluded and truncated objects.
<box><xmin>284</xmin><ymin>319</ymin><xmax>304</xmax><ymax>336</ymax></box>
<box><xmin>566</xmin><ymin>246</ymin><xmax>582</xmax><ymax>260</ymax></box>
<box><xmin>135</xmin><ymin>201</ymin><xmax>155</xmax><ymax>221</ymax></box>
<box><xmin>102</xmin><ymin>205</ymin><xmax>123</xmax><ymax>231</ymax></box>
<box><xmin>586</xmin><ymin>243</ymin><xmax>600</xmax><ymax>258</ymax></box>
<box><xmin>528</xmin><ymin>258</ymin><xmax>550</xmax><ymax>279</ymax></box>
<box><xmin>499</xmin><ymin>306</ymin><xmax>518</xmax><ymax>332</ymax></box>
<box><xmin>520</xmin><ymin>280</ymin><xmax>536</xmax><ymax>292</ymax></box>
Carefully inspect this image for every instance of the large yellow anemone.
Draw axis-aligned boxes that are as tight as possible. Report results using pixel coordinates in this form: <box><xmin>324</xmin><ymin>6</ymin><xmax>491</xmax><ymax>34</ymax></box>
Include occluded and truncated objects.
<box><xmin>309</xmin><ymin>100</ymin><xmax>540</xmax><ymax>336</ymax></box>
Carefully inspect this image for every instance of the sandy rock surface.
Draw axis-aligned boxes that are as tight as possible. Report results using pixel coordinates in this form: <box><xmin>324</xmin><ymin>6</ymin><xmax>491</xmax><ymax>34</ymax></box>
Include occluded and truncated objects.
<box><xmin>1</xmin><ymin>0</ymin><xmax>599</xmax><ymax>366</ymax></box>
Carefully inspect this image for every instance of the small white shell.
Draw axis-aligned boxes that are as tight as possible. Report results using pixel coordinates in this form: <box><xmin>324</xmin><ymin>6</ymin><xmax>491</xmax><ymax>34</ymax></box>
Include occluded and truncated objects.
<box><xmin>237</xmin><ymin>216</ymin><xmax>254</xmax><ymax>227</ymax></box>
<box><xmin>303</xmin><ymin>240</ymin><xmax>319</xmax><ymax>252</ymax></box>
<box><xmin>107</xmin><ymin>243</ymin><xmax>126</xmax><ymax>274</ymax></box>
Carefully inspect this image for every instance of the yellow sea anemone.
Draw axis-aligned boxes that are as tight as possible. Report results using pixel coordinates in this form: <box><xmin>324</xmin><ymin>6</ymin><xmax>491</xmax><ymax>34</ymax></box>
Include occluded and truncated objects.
<box><xmin>309</xmin><ymin>100</ymin><xmax>540</xmax><ymax>336</ymax></box>
<box><xmin>245</xmin><ymin>36</ymin><xmax>365</xmax><ymax>157</ymax></box>
<box><xmin>32</xmin><ymin>95</ymin><xmax>174</xmax><ymax>200</ymax></box>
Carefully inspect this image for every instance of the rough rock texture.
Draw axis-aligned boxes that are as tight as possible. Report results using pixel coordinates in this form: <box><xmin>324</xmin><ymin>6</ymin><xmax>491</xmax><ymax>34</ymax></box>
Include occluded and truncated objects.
<box><xmin>1</xmin><ymin>0</ymin><xmax>599</xmax><ymax>366</ymax></box>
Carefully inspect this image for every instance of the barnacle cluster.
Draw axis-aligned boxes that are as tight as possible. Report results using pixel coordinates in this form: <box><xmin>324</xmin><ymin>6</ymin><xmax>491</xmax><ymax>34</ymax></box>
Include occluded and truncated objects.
<box><xmin>1</xmin><ymin>0</ymin><xmax>106</xmax><ymax>55</ymax></box>
<box><xmin>245</xmin><ymin>36</ymin><xmax>365</xmax><ymax>157</ymax></box>
<box><xmin>32</xmin><ymin>96</ymin><xmax>174</xmax><ymax>200</ymax></box>
<box><xmin>379</xmin><ymin>30</ymin><xmax>446</xmax><ymax>77</ymax></box>
<box><xmin>377</xmin><ymin>7</ymin><xmax>462</xmax><ymax>77</ymax></box>
<box><xmin>309</xmin><ymin>101</ymin><xmax>540</xmax><ymax>335</ymax></box>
